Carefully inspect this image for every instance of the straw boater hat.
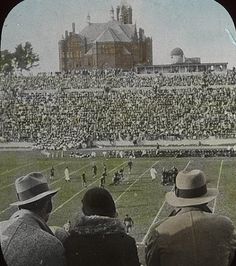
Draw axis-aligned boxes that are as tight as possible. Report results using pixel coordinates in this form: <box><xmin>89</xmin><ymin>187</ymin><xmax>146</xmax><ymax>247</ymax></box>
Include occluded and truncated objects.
<box><xmin>166</xmin><ymin>169</ymin><xmax>218</xmax><ymax>207</ymax></box>
<box><xmin>11</xmin><ymin>172</ymin><xmax>59</xmax><ymax>206</ymax></box>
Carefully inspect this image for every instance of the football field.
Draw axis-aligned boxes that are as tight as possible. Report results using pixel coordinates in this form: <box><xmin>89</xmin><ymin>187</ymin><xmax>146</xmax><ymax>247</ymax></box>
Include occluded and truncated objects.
<box><xmin>0</xmin><ymin>151</ymin><xmax>236</xmax><ymax>245</ymax></box>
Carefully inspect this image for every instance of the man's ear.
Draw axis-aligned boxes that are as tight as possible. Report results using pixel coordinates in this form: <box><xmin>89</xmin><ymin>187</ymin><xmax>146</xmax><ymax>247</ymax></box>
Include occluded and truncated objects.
<box><xmin>42</xmin><ymin>198</ymin><xmax>52</xmax><ymax>215</ymax></box>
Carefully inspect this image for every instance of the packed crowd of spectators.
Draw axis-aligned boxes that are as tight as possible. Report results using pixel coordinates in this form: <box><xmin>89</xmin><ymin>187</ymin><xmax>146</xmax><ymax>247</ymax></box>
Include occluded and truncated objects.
<box><xmin>1</xmin><ymin>68</ymin><xmax>236</xmax><ymax>93</ymax></box>
<box><xmin>107</xmin><ymin>147</ymin><xmax>236</xmax><ymax>158</ymax></box>
<box><xmin>1</xmin><ymin>70</ymin><xmax>236</xmax><ymax>149</ymax></box>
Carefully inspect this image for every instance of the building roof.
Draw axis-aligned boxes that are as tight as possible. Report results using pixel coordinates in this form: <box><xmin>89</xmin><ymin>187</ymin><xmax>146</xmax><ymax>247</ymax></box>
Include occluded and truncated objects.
<box><xmin>171</xmin><ymin>47</ymin><xmax>184</xmax><ymax>56</ymax></box>
<box><xmin>94</xmin><ymin>27</ymin><xmax>121</xmax><ymax>42</ymax></box>
<box><xmin>80</xmin><ymin>20</ymin><xmax>135</xmax><ymax>43</ymax></box>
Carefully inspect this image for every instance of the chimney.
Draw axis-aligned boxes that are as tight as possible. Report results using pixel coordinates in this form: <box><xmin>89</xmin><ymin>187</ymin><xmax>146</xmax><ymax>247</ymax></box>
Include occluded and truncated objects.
<box><xmin>87</xmin><ymin>13</ymin><xmax>91</xmax><ymax>25</ymax></box>
<box><xmin>72</xmin><ymin>22</ymin><xmax>75</xmax><ymax>33</ymax></box>
<box><xmin>65</xmin><ymin>30</ymin><xmax>68</xmax><ymax>38</ymax></box>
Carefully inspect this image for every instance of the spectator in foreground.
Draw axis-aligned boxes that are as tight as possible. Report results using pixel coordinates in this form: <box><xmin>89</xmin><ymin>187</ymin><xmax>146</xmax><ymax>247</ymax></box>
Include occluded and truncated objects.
<box><xmin>64</xmin><ymin>187</ymin><xmax>140</xmax><ymax>266</ymax></box>
<box><xmin>145</xmin><ymin>169</ymin><xmax>236</xmax><ymax>266</ymax></box>
<box><xmin>0</xmin><ymin>172</ymin><xmax>66</xmax><ymax>266</ymax></box>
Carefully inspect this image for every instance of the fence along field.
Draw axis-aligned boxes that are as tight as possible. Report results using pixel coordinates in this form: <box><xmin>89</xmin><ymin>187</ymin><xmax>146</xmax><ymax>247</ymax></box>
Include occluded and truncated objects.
<box><xmin>0</xmin><ymin>151</ymin><xmax>236</xmax><ymax>244</ymax></box>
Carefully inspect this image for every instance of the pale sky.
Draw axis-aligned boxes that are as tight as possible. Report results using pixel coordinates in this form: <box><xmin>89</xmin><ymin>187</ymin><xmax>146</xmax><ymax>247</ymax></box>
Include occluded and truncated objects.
<box><xmin>1</xmin><ymin>0</ymin><xmax>236</xmax><ymax>73</ymax></box>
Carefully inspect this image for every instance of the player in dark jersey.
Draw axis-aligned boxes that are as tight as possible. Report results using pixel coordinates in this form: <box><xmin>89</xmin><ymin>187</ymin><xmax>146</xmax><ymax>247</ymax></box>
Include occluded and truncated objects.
<box><xmin>81</xmin><ymin>172</ymin><xmax>87</xmax><ymax>187</ymax></box>
<box><xmin>50</xmin><ymin>166</ymin><xmax>54</xmax><ymax>180</ymax></box>
<box><xmin>127</xmin><ymin>159</ymin><xmax>133</xmax><ymax>174</ymax></box>
<box><xmin>124</xmin><ymin>214</ymin><xmax>134</xmax><ymax>233</ymax></box>
<box><xmin>100</xmin><ymin>172</ymin><xmax>106</xmax><ymax>188</ymax></box>
<box><xmin>103</xmin><ymin>162</ymin><xmax>107</xmax><ymax>175</ymax></box>
<box><xmin>92</xmin><ymin>163</ymin><xmax>97</xmax><ymax>178</ymax></box>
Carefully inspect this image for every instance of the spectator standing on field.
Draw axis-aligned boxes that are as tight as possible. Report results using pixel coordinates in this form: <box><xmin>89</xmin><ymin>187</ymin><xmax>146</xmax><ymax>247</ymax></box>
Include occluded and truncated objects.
<box><xmin>145</xmin><ymin>169</ymin><xmax>236</xmax><ymax>266</ymax></box>
<box><xmin>0</xmin><ymin>172</ymin><xmax>65</xmax><ymax>266</ymax></box>
<box><xmin>63</xmin><ymin>187</ymin><xmax>140</xmax><ymax>266</ymax></box>
<box><xmin>65</xmin><ymin>166</ymin><xmax>70</xmax><ymax>182</ymax></box>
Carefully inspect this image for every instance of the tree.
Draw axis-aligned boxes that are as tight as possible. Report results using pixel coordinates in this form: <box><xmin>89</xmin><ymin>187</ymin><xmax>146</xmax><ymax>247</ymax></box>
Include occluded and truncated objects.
<box><xmin>14</xmin><ymin>42</ymin><xmax>39</xmax><ymax>72</ymax></box>
<box><xmin>0</xmin><ymin>49</ymin><xmax>14</xmax><ymax>74</ymax></box>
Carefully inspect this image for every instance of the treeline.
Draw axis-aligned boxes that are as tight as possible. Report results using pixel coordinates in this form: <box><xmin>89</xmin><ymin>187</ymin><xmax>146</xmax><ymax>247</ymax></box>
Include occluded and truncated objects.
<box><xmin>0</xmin><ymin>42</ymin><xmax>39</xmax><ymax>74</ymax></box>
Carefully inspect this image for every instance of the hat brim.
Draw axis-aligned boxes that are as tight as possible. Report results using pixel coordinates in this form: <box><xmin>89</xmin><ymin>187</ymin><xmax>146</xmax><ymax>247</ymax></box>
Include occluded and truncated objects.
<box><xmin>165</xmin><ymin>188</ymin><xmax>218</xmax><ymax>207</ymax></box>
<box><xmin>10</xmin><ymin>188</ymin><xmax>60</xmax><ymax>206</ymax></box>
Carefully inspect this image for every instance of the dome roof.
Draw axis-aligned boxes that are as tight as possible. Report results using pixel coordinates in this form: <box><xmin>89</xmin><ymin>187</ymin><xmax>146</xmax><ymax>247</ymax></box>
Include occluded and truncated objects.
<box><xmin>171</xmin><ymin>48</ymin><xmax>184</xmax><ymax>56</ymax></box>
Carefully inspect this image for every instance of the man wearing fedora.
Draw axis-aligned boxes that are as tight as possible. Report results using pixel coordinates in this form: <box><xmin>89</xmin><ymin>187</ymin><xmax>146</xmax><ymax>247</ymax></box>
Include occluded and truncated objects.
<box><xmin>0</xmin><ymin>172</ymin><xmax>66</xmax><ymax>266</ymax></box>
<box><xmin>145</xmin><ymin>169</ymin><xmax>236</xmax><ymax>266</ymax></box>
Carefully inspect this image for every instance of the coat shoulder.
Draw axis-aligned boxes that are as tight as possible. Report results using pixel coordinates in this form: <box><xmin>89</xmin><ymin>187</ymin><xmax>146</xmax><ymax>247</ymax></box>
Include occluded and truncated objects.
<box><xmin>2</xmin><ymin>219</ymin><xmax>65</xmax><ymax>266</ymax></box>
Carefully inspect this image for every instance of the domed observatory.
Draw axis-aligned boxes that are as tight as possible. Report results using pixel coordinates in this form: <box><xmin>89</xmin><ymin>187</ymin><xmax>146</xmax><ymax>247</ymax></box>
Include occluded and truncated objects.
<box><xmin>171</xmin><ymin>48</ymin><xmax>184</xmax><ymax>64</ymax></box>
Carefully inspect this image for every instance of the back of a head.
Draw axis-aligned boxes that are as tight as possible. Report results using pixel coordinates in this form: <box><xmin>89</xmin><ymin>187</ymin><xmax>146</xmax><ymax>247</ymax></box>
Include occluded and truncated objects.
<box><xmin>82</xmin><ymin>187</ymin><xmax>116</xmax><ymax>217</ymax></box>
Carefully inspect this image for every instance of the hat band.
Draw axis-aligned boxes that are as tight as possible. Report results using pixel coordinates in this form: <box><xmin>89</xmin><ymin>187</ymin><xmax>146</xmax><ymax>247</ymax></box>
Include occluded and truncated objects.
<box><xmin>175</xmin><ymin>184</ymin><xmax>207</xmax><ymax>198</ymax></box>
<box><xmin>17</xmin><ymin>183</ymin><xmax>49</xmax><ymax>202</ymax></box>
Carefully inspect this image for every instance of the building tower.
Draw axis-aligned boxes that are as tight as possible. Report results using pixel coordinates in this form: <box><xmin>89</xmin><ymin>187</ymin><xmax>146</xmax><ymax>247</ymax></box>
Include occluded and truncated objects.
<box><xmin>127</xmin><ymin>5</ymin><xmax>132</xmax><ymax>24</ymax></box>
<box><xmin>110</xmin><ymin>6</ymin><xmax>114</xmax><ymax>20</ymax></box>
<box><xmin>87</xmin><ymin>13</ymin><xmax>91</xmax><ymax>25</ymax></box>
<box><xmin>171</xmin><ymin>48</ymin><xmax>184</xmax><ymax>64</ymax></box>
<box><xmin>116</xmin><ymin>1</ymin><xmax>132</xmax><ymax>24</ymax></box>
<box><xmin>116</xmin><ymin>6</ymin><xmax>120</xmax><ymax>21</ymax></box>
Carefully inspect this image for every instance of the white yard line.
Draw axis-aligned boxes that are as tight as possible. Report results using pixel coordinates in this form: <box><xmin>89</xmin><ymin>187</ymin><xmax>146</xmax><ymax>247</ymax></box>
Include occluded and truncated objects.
<box><xmin>0</xmin><ymin>162</ymin><xmax>34</xmax><ymax>176</ymax></box>
<box><xmin>183</xmin><ymin>160</ymin><xmax>191</xmax><ymax>171</ymax></box>
<box><xmin>115</xmin><ymin>161</ymin><xmax>159</xmax><ymax>203</ymax></box>
<box><xmin>212</xmin><ymin>160</ymin><xmax>224</xmax><ymax>213</ymax></box>
<box><xmin>141</xmin><ymin>160</ymin><xmax>191</xmax><ymax>245</ymax></box>
<box><xmin>0</xmin><ymin>206</ymin><xmax>12</xmax><ymax>215</ymax></box>
<box><xmin>51</xmin><ymin>161</ymin><xmax>127</xmax><ymax>215</ymax></box>
<box><xmin>0</xmin><ymin>161</ymin><xmax>65</xmax><ymax>191</ymax></box>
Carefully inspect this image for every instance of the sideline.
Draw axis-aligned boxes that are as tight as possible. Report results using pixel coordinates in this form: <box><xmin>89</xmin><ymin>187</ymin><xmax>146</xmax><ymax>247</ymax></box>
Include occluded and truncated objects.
<box><xmin>212</xmin><ymin>160</ymin><xmax>224</xmax><ymax>213</ymax></box>
<box><xmin>140</xmin><ymin>160</ymin><xmax>191</xmax><ymax>244</ymax></box>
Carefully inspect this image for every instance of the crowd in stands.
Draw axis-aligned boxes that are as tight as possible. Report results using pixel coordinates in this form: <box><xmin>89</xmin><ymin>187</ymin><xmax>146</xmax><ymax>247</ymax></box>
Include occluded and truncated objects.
<box><xmin>0</xmin><ymin>69</ymin><xmax>236</xmax><ymax>150</ymax></box>
<box><xmin>1</xmin><ymin>83</ymin><xmax>236</xmax><ymax>149</ymax></box>
<box><xmin>1</xmin><ymin>68</ymin><xmax>236</xmax><ymax>93</ymax></box>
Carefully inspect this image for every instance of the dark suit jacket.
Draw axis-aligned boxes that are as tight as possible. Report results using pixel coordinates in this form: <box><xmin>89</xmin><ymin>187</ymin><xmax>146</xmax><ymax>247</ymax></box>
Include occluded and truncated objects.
<box><xmin>0</xmin><ymin>245</ymin><xmax>7</xmax><ymax>266</ymax></box>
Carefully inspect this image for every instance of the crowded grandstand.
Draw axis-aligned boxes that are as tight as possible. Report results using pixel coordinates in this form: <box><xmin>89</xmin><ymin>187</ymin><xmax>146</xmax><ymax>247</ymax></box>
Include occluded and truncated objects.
<box><xmin>1</xmin><ymin>70</ymin><xmax>236</xmax><ymax>151</ymax></box>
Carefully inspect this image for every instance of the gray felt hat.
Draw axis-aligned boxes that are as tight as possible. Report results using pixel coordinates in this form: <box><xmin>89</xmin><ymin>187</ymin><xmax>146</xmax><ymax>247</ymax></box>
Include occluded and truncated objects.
<box><xmin>11</xmin><ymin>172</ymin><xmax>59</xmax><ymax>206</ymax></box>
<box><xmin>166</xmin><ymin>169</ymin><xmax>218</xmax><ymax>207</ymax></box>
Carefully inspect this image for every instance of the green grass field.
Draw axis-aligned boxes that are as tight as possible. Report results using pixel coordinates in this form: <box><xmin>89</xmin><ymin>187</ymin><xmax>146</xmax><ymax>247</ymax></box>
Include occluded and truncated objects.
<box><xmin>0</xmin><ymin>151</ymin><xmax>236</xmax><ymax>246</ymax></box>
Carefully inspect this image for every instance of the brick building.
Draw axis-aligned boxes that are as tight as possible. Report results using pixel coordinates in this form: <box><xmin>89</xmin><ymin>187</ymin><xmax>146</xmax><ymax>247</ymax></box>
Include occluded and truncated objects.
<box><xmin>58</xmin><ymin>3</ymin><xmax>152</xmax><ymax>71</ymax></box>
